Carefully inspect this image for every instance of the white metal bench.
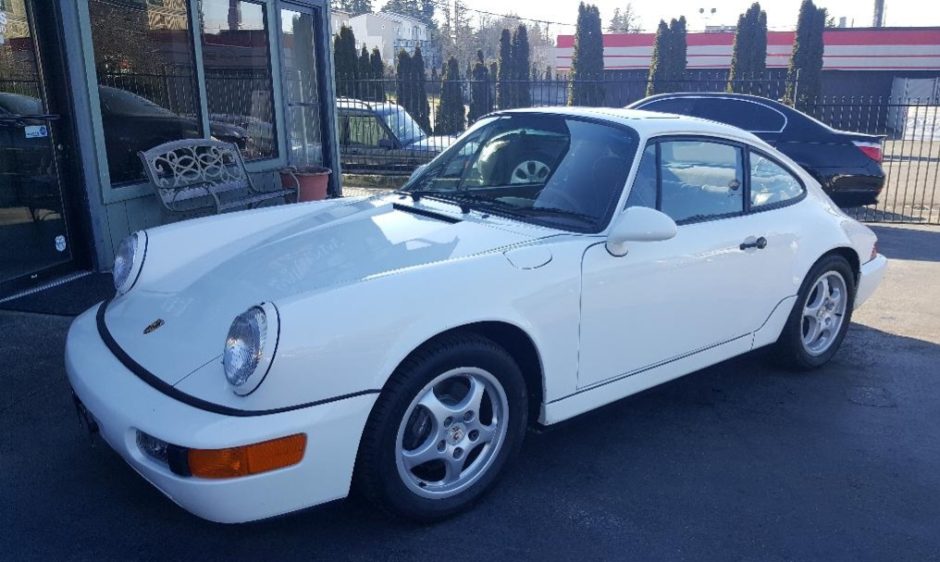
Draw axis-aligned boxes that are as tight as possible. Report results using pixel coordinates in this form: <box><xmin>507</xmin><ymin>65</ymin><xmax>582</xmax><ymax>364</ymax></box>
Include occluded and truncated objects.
<box><xmin>138</xmin><ymin>139</ymin><xmax>294</xmax><ymax>217</ymax></box>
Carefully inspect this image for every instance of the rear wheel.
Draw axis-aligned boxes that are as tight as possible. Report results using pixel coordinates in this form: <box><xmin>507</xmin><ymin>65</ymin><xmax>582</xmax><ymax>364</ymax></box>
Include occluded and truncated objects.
<box><xmin>355</xmin><ymin>333</ymin><xmax>527</xmax><ymax>521</ymax></box>
<box><xmin>776</xmin><ymin>255</ymin><xmax>856</xmax><ymax>369</ymax></box>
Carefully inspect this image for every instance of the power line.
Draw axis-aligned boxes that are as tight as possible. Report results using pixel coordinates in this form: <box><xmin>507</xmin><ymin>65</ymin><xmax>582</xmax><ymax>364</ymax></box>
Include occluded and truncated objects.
<box><xmin>419</xmin><ymin>0</ymin><xmax>577</xmax><ymax>28</ymax></box>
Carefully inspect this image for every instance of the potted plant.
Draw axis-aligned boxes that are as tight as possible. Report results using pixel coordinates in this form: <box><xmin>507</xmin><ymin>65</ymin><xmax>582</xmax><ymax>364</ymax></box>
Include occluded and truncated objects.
<box><xmin>280</xmin><ymin>165</ymin><xmax>332</xmax><ymax>201</ymax></box>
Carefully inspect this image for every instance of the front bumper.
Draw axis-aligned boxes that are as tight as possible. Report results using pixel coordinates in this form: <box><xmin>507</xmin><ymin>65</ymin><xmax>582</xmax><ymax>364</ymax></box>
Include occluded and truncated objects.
<box><xmin>855</xmin><ymin>253</ymin><xmax>887</xmax><ymax>309</ymax></box>
<box><xmin>65</xmin><ymin>305</ymin><xmax>377</xmax><ymax>523</ymax></box>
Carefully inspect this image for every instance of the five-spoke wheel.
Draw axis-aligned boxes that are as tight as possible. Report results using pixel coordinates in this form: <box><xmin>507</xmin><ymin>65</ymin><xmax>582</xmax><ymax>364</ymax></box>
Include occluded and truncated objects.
<box><xmin>801</xmin><ymin>272</ymin><xmax>848</xmax><ymax>356</ymax></box>
<box><xmin>396</xmin><ymin>368</ymin><xmax>508</xmax><ymax>499</ymax></box>
<box><xmin>355</xmin><ymin>333</ymin><xmax>527</xmax><ymax>521</ymax></box>
<box><xmin>777</xmin><ymin>254</ymin><xmax>856</xmax><ymax>369</ymax></box>
<box><xmin>510</xmin><ymin>160</ymin><xmax>551</xmax><ymax>184</ymax></box>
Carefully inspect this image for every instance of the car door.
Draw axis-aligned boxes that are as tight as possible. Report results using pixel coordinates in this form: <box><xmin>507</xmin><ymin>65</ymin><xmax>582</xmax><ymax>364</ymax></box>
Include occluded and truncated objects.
<box><xmin>578</xmin><ymin>137</ymin><xmax>795</xmax><ymax>389</ymax></box>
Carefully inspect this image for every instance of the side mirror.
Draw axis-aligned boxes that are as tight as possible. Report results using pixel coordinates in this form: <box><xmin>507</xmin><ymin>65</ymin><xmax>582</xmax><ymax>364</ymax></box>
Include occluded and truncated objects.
<box><xmin>378</xmin><ymin>138</ymin><xmax>395</xmax><ymax>150</ymax></box>
<box><xmin>606</xmin><ymin>206</ymin><xmax>678</xmax><ymax>257</ymax></box>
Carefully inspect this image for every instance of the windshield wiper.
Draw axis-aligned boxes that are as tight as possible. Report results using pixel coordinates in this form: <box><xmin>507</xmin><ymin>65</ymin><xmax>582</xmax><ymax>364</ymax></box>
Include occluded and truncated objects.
<box><xmin>400</xmin><ymin>190</ymin><xmax>473</xmax><ymax>213</ymax></box>
<box><xmin>507</xmin><ymin>206</ymin><xmax>597</xmax><ymax>224</ymax></box>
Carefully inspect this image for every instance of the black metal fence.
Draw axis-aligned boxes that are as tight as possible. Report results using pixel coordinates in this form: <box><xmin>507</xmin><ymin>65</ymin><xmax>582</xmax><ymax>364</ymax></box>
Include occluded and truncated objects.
<box><xmin>336</xmin><ymin>74</ymin><xmax>940</xmax><ymax>225</ymax></box>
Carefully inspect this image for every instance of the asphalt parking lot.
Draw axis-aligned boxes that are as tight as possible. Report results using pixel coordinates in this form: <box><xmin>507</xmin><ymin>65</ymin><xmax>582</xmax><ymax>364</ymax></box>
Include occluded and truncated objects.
<box><xmin>2</xmin><ymin>224</ymin><xmax>939</xmax><ymax>561</ymax></box>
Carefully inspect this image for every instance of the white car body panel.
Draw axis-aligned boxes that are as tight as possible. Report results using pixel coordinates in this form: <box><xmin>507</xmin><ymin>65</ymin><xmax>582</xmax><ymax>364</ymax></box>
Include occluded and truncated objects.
<box><xmin>66</xmin><ymin>306</ymin><xmax>377</xmax><ymax>523</ymax></box>
<box><xmin>66</xmin><ymin>107</ymin><xmax>887</xmax><ymax>523</ymax></box>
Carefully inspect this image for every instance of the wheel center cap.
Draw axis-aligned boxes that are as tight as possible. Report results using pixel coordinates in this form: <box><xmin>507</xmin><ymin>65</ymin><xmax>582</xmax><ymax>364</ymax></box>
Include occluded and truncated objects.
<box><xmin>448</xmin><ymin>424</ymin><xmax>465</xmax><ymax>444</ymax></box>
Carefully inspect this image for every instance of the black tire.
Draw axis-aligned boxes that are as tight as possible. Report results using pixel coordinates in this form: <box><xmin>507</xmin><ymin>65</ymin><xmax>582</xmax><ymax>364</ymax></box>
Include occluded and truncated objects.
<box><xmin>354</xmin><ymin>332</ymin><xmax>528</xmax><ymax>521</ymax></box>
<box><xmin>775</xmin><ymin>254</ymin><xmax>856</xmax><ymax>370</ymax></box>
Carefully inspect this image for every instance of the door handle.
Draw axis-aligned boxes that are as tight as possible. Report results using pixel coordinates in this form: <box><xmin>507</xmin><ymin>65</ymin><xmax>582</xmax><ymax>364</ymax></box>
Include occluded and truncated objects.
<box><xmin>740</xmin><ymin>236</ymin><xmax>768</xmax><ymax>250</ymax></box>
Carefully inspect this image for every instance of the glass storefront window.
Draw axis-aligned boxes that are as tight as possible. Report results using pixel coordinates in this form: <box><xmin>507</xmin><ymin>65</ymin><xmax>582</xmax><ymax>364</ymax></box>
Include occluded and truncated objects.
<box><xmin>88</xmin><ymin>0</ymin><xmax>202</xmax><ymax>185</ymax></box>
<box><xmin>200</xmin><ymin>0</ymin><xmax>278</xmax><ymax>161</ymax></box>
<box><xmin>1</xmin><ymin>0</ymin><xmax>72</xmax><ymax>289</ymax></box>
<box><xmin>281</xmin><ymin>7</ymin><xmax>323</xmax><ymax>167</ymax></box>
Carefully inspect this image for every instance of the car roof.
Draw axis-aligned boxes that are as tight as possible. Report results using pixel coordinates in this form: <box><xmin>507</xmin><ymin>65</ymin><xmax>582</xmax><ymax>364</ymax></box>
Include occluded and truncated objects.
<box><xmin>633</xmin><ymin>91</ymin><xmax>791</xmax><ymax>110</ymax></box>
<box><xmin>491</xmin><ymin>106</ymin><xmax>771</xmax><ymax>147</ymax></box>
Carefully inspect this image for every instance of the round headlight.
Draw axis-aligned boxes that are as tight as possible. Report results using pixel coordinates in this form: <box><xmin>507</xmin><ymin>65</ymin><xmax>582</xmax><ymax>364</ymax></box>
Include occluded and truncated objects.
<box><xmin>223</xmin><ymin>303</ymin><xmax>278</xmax><ymax>395</ymax></box>
<box><xmin>113</xmin><ymin>232</ymin><xmax>146</xmax><ymax>294</ymax></box>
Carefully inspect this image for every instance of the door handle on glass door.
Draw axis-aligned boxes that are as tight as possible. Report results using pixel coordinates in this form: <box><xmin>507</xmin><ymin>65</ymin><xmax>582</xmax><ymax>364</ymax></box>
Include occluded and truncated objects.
<box><xmin>740</xmin><ymin>236</ymin><xmax>768</xmax><ymax>250</ymax></box>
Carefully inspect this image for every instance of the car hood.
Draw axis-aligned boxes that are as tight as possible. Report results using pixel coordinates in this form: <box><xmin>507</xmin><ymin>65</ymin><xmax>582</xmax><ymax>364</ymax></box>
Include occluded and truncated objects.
<box><xmin>104</xmin><ymin>197</ymin><xmax>542</xmax><ymax>385</ymax></box>
<box><xmin>405</xmin><ymin>136</ymin><xmax>455</xmax><ymax>152</ymax></box>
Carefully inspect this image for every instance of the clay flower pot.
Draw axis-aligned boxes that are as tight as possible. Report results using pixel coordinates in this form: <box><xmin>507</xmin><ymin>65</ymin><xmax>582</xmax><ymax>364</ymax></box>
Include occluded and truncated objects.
<box><xmin>280</xmin><ymin>166</ymin><xmax>332</xmax><ymax>202</ymax></box>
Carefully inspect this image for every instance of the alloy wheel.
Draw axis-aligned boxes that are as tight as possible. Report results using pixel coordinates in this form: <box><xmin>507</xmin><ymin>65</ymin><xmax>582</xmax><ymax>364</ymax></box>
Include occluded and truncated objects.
<box><xmin>395</xmin><ymin>367</ymin><xmax>509</xmax><ymax>499</ymax></box>
<box><xmin>801</xmin><ymin>271</ymin><xmax>848</xmax><ymax>356</ymax></box>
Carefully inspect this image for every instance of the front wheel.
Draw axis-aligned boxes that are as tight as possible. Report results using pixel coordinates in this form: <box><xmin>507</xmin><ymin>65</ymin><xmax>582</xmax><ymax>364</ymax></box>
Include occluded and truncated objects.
<box><xmin>355</xmin><ymin>333</ymin><xmax>528</xmax><ymax>521</ymax></box>
<box><xmin>776</xmin><ymin>255</ymin><xmax>856</xmax><ymax>369</ymax></box>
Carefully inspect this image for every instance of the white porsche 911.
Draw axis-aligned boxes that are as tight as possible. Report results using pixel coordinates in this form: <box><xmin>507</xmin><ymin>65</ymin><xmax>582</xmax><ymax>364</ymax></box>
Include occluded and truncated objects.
<box><xmin>66</xmin><ymin>107</ymin><xmax>886</xmax><ymax>523</ymax></box>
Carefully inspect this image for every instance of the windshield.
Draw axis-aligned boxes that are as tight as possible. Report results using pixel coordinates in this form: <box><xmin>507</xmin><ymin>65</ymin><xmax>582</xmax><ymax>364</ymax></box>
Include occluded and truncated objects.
<box><xmin>403</xmin><ymin>114</ymin><xmax>640</xmax><ymax>233</ymax></box>
<box><xmin>379</xmin><ymin>106</ymin><xmax>427</xmax><ymax>145</ymax></box>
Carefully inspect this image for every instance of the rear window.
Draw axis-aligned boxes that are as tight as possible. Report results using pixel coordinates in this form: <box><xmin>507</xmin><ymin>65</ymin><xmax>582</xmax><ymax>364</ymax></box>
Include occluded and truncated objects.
<box><xmin>691</xmin><ymin>98</ymin><xmax>786</xmax><ymax>132</ymax></box>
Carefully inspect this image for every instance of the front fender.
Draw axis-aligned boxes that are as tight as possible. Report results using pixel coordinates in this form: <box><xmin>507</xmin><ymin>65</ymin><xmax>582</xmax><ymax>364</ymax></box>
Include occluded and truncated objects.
<box><xmin>174</xmin><ymin>242</ymin><xmax>586</xmax><ymax>413</ymax></box>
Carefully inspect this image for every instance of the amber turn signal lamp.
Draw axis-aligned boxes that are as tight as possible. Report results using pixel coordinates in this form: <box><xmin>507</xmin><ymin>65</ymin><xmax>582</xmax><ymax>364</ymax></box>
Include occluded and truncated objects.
<box><xmin>188</xmin><ymin>434</ymin><xmax>306</xmax><ymax>479</ymax></box>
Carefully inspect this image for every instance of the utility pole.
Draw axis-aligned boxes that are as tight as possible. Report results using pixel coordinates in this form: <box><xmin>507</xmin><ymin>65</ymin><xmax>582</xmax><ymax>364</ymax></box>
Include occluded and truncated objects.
<box><xmin>873</xmin><ymin>0</ymin><xmax>885</xmax><ymax>27</ymax></box>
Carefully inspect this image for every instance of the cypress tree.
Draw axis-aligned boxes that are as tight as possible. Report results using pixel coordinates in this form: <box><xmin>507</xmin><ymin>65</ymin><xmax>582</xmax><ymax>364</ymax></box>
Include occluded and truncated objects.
<box><xmin>396</xmin><ymin>50</ymin><xmax>414</xmax><ymax>118</ymax></box>
<box><xmin>370</xmin><ymin>47</ymin><xmax>385</xmax><ymax>102</ymax></box>
<box><xmin>357</xmin><ymin>45</ymin><xmax>371</xmax><ymax>99</ymax></box>
<box><xmin>568</xmin><ymin>2</ymin><xmax>605</xmax><ymax>106</ymax></box>
<box><xmin>435</xmin><ymin>57</ymin><xmax>466</xmax><ymax>135</ymax></box>
<box><xmin>728</xmin><ymin>3</ymin><xmax>768</xmax><ymax>93</ymax></box>
<box><xmin>468</xmin><ymin>50</ymin><xmax>492</xmax><ymax>124</ymax></box>
<box><xmin>512</xmin><ymin>25</ymin><xmax>532</xmax><ymax>108</ymax></box>
<box><xmin>647</xmin><ymin>20</ymin><xmax>669</xmax><ymax>95</ymax></box>
<box><xmin>784</xmin><ymin>0</ymin><xmax>826</xmax><ymax>109</ymax></box>
<box><xmin>668</xmin><ymin>17</ymin><xmax>687</xmax><ymax>83</ymax></box>
<box><xmin>412</xmin><ymin>47</ymin><xmax>431</xmax><ymax>133</ymax></box>
<box><xmin>333</xmin><ymin>26</ymin><xmax>359</xmax><ymax>97</ymax></box>
<box><xmin>496</xmin><ymin>28</ymin><xmax>513</xmax><ymax>109</ymax></box>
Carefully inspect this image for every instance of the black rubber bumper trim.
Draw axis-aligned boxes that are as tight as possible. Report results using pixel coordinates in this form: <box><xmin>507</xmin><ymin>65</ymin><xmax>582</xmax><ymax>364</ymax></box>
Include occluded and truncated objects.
<box><xmin>95</xmin><ymin>300</ymin><xmax>380</xmax><ymax>417</ymax></box>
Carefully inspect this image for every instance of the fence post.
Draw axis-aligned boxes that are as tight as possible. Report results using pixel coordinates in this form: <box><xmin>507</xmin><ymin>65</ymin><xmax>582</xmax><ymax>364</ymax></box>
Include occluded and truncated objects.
<box><xmin>793</xmin><ymin>68</ymin><xmax>800</xmax><ymax>107</ymax></box>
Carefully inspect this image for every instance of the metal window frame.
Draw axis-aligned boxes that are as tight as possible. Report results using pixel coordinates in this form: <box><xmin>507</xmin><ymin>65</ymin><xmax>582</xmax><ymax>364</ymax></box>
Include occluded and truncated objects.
<box><xmin>76</xmin><ymin>0</ymin><xmax>291</xmax><ymax>204</ymax></box>
<box><xmin>278</xmin><ymin>0</ymin><xmax>341</xmax><ymax>195</ymax></box>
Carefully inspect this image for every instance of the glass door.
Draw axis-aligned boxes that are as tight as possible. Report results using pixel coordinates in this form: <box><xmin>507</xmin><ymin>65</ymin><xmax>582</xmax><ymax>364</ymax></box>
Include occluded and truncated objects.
<box><xmin>0</xmin><ymin>0</ymin><xmax>77</xmax><ymax>296</ymax></box>
<box><xmin>279</xmin><ymin>3</ymin><xmax>324</xmax><ymax>169</ymax></box>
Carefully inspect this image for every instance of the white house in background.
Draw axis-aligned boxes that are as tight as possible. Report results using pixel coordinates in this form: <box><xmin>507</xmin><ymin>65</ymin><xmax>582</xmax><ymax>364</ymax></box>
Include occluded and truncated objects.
<box><xmin>331</xmin><ymin>9</ymin><xmax>351</xmax><ymax>34</ymax></box>
<box><xmin>348</xmin><ymin>11</ymin><xmax>438</xmax><ymax>68</ymax></box>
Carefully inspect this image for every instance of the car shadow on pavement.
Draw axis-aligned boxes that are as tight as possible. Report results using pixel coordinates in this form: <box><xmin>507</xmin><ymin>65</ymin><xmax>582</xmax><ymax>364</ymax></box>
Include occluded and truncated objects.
<box><xmin>5</xmin><ymin>309</ymin><xmax>939</xmax><ymax>560</ymax></box>
<box><xmin>867</xmin><ymin>224</ymin><xmax>940</xmax><ymax>263</ymax></box>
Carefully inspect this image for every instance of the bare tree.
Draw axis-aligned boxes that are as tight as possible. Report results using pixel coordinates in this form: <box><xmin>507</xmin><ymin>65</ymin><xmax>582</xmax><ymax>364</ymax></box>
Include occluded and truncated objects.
<box><xmin>608</xmin><ymin>3</ymin><xmax>641</xmax><ymax>33</ymax></box>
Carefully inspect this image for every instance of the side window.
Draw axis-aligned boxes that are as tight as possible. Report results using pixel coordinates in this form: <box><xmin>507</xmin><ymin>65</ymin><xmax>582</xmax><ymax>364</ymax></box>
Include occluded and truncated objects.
<box><xmin>659</xmin><ymin>140</ymin><xmax>744</xmax><ymax>223</ymax></box>
<box><xmin>638</xmin><ymin>97</ymin><xmax>696</xmax><ymax>116</ymax></box>
<box><xmin>750</xmin><ymin>152</ymin><xmax>804</xmax><ymax>209</ymax></box>
<box><xmin>692</xmin><ymin>99</ymin><xmax>786</xmax><ymax>132</ymax></box>
<box><xmin>625</xmin><ymin>144</ymin><xmax>657</xmax><ymax>209</ymax></box>
<box><xmin>347</xmin><ymin>114</ymin><xmax>391</xmax><ymax>147</ymax></box>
